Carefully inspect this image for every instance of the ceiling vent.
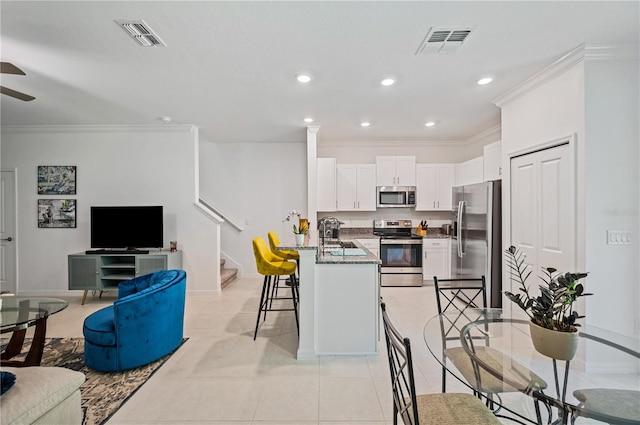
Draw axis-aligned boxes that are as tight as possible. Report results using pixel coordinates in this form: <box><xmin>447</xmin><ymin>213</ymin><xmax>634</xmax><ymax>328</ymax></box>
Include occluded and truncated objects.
<box><xmin>415</xmin><ymin>27</ymin><xmax>475</xmax><ymax>55</ymax></box>
<box><xmin>115</xmin><ymin>20</ymin><xmax>166</xmax><ymax>47</ymax></box>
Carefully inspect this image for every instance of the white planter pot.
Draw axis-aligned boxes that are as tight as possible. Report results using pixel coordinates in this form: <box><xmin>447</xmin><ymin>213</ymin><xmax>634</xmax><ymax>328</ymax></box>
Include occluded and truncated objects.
<box><xmin>294</xmin><ymin>234</ymin><xmax>305</xmax><ymax>246</ymax></box>
<box><xmin>529</xmin><ymin>321</ymin><xmax>579</xmax><ymax>361</ymax></box>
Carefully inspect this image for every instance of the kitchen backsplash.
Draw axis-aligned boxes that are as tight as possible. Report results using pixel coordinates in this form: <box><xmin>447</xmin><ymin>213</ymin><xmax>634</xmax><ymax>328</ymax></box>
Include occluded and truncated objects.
<box><xmin>316</xmin><ymin>210</ymin><xmax>452</xmax><ymax>229</ymax></box>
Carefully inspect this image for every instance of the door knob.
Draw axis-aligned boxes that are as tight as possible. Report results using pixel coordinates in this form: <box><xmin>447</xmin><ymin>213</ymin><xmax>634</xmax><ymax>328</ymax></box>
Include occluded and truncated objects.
<box><xmin>1</xmin><ymin>237</ymin><xmax>13</xmax><ymax>242</ymax></box>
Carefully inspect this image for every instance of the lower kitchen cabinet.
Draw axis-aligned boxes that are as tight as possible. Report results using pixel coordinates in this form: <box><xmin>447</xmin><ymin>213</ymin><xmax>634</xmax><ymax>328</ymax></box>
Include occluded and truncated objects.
<box><xmin>422</xmin><ymin>239</ymin><xmax>450</xmax><ymax>282</ymax></box>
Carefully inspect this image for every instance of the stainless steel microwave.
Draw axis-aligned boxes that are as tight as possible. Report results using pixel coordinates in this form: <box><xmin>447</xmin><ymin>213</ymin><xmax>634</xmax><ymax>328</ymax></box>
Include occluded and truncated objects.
<box><xmin>376</xmin><ymin>186</ymin><xmax>416</xmax><ymax>208</ymax></box>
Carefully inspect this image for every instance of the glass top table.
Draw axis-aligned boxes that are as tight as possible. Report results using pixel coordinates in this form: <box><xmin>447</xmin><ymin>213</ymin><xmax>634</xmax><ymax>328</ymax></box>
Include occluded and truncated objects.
<box><xmin>424</xmin><ymin>308</ymin><xmax>640</xmax><ymax>425</ymax></box>
<box><xmin>1</xmin><ymin>297</ymin><xmax>68</xmax><ymax>367</ymax></box>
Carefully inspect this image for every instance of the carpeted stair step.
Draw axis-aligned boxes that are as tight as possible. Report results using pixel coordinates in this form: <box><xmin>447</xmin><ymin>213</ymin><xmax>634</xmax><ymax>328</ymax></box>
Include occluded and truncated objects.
<box><xmin>220</xmin><ymin>259</ymin><xmax>238</xmax><ymax>289</ymax></box>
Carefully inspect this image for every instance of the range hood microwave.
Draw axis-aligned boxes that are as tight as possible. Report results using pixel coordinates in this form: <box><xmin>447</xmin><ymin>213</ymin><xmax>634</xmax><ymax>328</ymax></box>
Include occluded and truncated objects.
<box><xmin>376</xmin><ymin>186</ymin><xmax>416</xmax><ymax>208</ymax></box>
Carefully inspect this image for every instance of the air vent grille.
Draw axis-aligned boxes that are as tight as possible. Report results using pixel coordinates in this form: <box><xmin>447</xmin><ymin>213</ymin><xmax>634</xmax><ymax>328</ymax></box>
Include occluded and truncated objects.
<box><xmin>115</xmin><ymin>20</ymin><xmax>166</xmax><ymax>47</ymax></box>
<box><xmin>416</xmin><ymin>27</ymin><xmax>475</xmax><ymax>55</ymax></box>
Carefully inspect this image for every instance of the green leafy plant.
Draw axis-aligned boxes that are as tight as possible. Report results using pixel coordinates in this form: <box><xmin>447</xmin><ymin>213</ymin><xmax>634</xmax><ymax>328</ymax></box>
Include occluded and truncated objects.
<box><xmin>292</xmin><ymin>224</ymin><xmax>308</xmax><ymax>235</ymax></box>
<box><xmin>504</xmin><ymin>246</ymin><xmax>590</xmax><ymax>332</ymax></box>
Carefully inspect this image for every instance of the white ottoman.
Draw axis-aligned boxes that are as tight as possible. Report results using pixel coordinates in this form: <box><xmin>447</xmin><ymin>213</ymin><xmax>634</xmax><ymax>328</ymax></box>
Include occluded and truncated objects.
<box><xmin>0</xmin><ymin>366</ymin><xmax>85</xmax><ymax>425</ymax></box>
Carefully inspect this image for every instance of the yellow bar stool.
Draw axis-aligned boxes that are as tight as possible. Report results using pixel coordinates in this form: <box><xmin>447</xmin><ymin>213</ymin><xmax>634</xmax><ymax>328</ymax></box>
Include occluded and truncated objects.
<box><xmin>268</xmin><ymin>230</ymin><xmax>300</xmax><ymax>301</ymax></box>
<box><xmin>252</xmin><ymin>237</ymin><xmax>299</xmax><ymax>340</ymax></box>
<box><xmin>268</xmin><ymin>231</ymin><xmax>299</xmax><ymax>261</ymax></box>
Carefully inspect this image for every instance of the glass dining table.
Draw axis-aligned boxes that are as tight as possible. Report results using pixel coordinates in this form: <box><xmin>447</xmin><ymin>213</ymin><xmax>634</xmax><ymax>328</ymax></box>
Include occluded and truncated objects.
<box><xmin>424</xmin><ymin>308</ymin><xmax>640</xmax><ymax>425</ymax></box>
<box><xmin>1</xmin><ymin>297</ymin><xmax>69</xmax><ymax>366</ymax></box>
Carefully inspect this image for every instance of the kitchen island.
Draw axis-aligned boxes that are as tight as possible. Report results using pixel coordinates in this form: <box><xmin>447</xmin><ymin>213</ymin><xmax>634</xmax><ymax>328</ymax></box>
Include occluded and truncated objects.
<box><xmin>278</xmin><ymin>235</ymin><xmax>381</xmax><ymax>359</ymax></box>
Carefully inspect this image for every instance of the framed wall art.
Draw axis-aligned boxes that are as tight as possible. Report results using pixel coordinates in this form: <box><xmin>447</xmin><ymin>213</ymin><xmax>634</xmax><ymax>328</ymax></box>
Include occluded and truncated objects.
<box><xmin>37</xmin><ymin>165</ymin><xmax>76</xmax><ymax>195</ymax></box>
<box><xmin>38</xmin><ymin>199</ymin><xmax>76</xmax><ymax>228</ymax></box>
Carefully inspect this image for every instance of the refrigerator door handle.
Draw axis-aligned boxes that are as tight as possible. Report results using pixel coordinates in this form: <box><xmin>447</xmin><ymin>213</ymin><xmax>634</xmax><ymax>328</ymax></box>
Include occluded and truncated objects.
<box><xmin>457</xmin><ymin>200</ymin><xmax>465</xmax><ymax>257</ymax></box>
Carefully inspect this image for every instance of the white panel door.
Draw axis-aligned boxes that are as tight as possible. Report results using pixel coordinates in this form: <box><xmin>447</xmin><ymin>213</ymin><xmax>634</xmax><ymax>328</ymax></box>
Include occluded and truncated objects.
<box><xmin>1</xmin><ymin>170</ymin><xmax>17</xmax><ymax>294</ymax></box>
<box><xmin>510</xmin><ymin>143</ymin><xmax>572</xmax><ymax>287</ymax></box>
<box><xmin>537</xmin><ymin>145</ymin><xmax>572</xmax><ymax>272</ymax></box>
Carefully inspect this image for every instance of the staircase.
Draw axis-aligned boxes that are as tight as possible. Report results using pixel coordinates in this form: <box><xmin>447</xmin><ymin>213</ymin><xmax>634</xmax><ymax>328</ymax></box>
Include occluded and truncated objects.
<box><xmin>220</xmin><ymin>259</ymin><xmax>238</xmax><ymax>289</ymax></box>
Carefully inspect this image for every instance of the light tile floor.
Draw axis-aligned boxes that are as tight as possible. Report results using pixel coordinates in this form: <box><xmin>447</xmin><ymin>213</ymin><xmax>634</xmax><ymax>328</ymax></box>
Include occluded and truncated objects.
<box><xmin>43</xmin><ymin>276</ymin><xmax>630</xmax><ymax>424</ymax></box>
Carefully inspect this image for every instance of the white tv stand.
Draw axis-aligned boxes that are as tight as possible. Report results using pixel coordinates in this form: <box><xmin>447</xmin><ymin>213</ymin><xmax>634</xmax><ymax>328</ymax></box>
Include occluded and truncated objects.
<box><xmin>68</xmin><ymin>250</ymin><xmax>182</xmax><ymax>304</ymax></box>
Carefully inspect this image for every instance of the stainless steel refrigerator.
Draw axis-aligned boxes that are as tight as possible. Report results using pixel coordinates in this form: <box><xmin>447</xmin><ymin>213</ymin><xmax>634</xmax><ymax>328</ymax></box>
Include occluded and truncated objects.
<box><xmin>451</xmin><ymin>181</ymin><xmax>502</xmax><ymax>307</ymax></box>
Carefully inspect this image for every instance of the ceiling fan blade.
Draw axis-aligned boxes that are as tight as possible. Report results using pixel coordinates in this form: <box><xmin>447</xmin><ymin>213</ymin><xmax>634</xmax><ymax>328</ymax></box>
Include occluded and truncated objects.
<box><xmin>0</xmin><ymin>62</ymin><xmax>26</xmax><ymax>75</ymax></box>
<box><xmin>0</xmin><ymin>86</ymin><xmax>35</xmax><ymax>101</ymax></box>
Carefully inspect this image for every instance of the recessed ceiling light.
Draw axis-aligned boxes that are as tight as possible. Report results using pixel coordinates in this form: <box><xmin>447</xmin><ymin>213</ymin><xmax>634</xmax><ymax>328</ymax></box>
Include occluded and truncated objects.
<box><xmin>304</xmin><ymin>117</ymin><xmax>314</xmax><ymax>123</ymax></box>
<box><xmin>361</xmin><ymin>122</ymin><xmax>371</xmax><ymax>127</ymax></box>
<box><xmin>477</xmin><ymin>76</ymin><xmax>494</xmax><ymax>85</ymax></box>
<box><xmin>296</xmin><ymin>73</ymin><xmax>312</xmax><ymax>83</ymax></box>
<box><xmin>425</xmin><ymin>121</ymin><xmax>436</xmax><ymax>127</ymax></box>
<box><xmin>380</xmin><ymin>78</ymin><xmax>396</xmax><ymax>86</ymax></box>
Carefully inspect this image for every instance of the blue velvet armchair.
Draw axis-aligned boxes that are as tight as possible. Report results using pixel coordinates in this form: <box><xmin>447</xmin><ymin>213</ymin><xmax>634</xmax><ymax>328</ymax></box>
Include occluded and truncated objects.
<box><xmin>83</xmin><ymin>269</ymin><xmax>187</xmax><ymax>372</ymax></box>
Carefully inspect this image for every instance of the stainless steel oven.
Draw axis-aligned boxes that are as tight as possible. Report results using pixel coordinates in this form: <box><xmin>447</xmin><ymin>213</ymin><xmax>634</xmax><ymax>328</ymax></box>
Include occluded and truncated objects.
<box><xmin>374</xmin><ymin>219</ymin><xmax>423</xmax><ymax>287</ymax></box>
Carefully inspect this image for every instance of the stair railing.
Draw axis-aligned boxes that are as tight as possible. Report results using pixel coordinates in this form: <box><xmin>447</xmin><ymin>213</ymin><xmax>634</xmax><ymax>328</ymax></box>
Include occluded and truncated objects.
<box><xmin>197</xmin><ymin>198</ymin><xmax>244</xmax><ymax>232</ymax></box>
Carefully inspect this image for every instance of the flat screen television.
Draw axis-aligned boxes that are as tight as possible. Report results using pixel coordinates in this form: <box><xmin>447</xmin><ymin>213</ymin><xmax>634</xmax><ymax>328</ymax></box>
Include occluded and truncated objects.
<box><xmin>90</xmin><ymin>206</ymin><xmax>163</xmax><ymax>252</ymax></box>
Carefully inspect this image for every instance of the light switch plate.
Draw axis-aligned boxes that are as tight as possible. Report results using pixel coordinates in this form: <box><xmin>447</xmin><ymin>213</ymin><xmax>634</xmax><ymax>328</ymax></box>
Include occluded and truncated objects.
<box><xmin>607</xmin><ymin>230</ymin><xmax>633</xmax><ymax>245</ymax></box>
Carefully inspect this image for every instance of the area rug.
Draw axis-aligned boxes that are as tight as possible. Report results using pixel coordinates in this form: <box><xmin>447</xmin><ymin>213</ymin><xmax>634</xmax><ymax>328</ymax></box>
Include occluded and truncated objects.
<box><xmin>7</xmin><ymin>338</ymin><xmax>187</xmax><ymax>425</ymax></box>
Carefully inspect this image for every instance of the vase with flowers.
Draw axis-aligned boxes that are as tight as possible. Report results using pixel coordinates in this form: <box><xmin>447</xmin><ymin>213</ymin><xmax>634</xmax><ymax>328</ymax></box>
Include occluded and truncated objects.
<box><xmin>504</xmin><ymin>246</ymin><xmax>590</xmax><ymax>360</ymax></box>
<box><xmin>283</xmin><ymin>209</ymin><xmax>308</xmax><ymax>245</ymax></box>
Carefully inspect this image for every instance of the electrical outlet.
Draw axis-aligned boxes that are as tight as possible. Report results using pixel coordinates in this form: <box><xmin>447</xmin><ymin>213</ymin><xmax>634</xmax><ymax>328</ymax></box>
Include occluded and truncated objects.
<box><xmin>607</xmin><ymin>230</ymin><xmax>633</xmax><ymax>245</ymax></box>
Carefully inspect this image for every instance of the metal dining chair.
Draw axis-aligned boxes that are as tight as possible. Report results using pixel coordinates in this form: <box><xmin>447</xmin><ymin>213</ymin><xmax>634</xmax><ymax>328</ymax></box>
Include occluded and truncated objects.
<box><xmin>381</xmin><ymin>301</ymin><xmax>501</xmax><ymax>425</ymax></box>
<box><xmin>433</xmin><ymin>276</ymin><xmax>549</xmax><ymax>423</ymax></box>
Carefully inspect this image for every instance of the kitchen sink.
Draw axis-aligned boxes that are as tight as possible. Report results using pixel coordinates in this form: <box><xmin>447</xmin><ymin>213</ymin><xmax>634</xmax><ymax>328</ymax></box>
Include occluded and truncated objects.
<box><xmin>339</xmin><ymin>241</ymin><xmax>358</xmax><ymax>248</ymax></box>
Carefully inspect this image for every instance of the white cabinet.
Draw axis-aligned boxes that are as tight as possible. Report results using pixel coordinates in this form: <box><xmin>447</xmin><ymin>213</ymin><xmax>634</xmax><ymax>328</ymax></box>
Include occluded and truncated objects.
<box><xmin>422</xmin><ymin>239</ymin><xmax>450</xmax><ymax>282</ymax></box>
<box><xmin>376</xmin><ymin>156</ymin><xmax>416</xmax><ymax>186</ymax></box>
<box><xmin>483</xmin><ymin>141</ymin><xmax>502</xmax><ymax>181</ymax></box>
<box><xmin>317</xmin><ymin>158</ymin><xmax>337</xmax><ymax>211</ymax></box>
<box><xmin>357</xmin><ymin>238</ymin><xmax>380</xmax><ymax>258</ymax></box>
<box><xmin>456</xmin><ymin>156</ymin><xmax>484</xmax><ymax>186</ymax></box>
<box><xmin>336</xmin><ymin>164</ymin><xmax>377</xmax><ymax>211</ymax></box>
<box><xmin>415</xmin><ymin>164</ymin><xmax>455</xmax><ymax>211</ymax></box>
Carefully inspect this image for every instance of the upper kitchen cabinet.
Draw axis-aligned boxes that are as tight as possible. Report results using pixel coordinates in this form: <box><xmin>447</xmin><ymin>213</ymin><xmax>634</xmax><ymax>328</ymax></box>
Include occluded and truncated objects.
<box><xmin>376</xmin><ymin>156</ymin><xmax>416</xmax><ymax>186</ymax></box>
<box><xmin>317</xmin><ymin>158</ymin><xmax>337</xmax><ymax>211</ymax></box>
<box><xmin>336</xmin><ymin>164</ymin><xmax>377</xmax><ymax>211</ymax></box>
<box><xmin>483</xmin><ymin>141</ymin><xmax>502</xmax><ymax>181</ymax></box>
<box><xmin>455</xmin><ymin>156</ymin><xmax>484</xmax><ymax>186</ymax></box>
<box><xmin>415</xmin><ymin>164</ymin><xmax>455</xmax><ymax>211</ymax></box>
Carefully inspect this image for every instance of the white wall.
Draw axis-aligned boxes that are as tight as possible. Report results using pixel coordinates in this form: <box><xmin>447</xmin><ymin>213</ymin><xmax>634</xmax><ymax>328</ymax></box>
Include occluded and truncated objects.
<box><xmin>583</xmin><ymin>52</ymin><xmax>640</xmax><ymax>335</ymax></box>
<box><xmin>1</xmin><ymin>125</ymin><xmax>218</xmax><ymax>295</ymax></box>
<box><xmin>497</xmin><ymin>45</ymin><xmax>639</xmax><ymax>337</ymax></box>
<box><xmin>199</xmin><ymin>140</ymin><xmax>307</xmax><ymax>276</ymax></box>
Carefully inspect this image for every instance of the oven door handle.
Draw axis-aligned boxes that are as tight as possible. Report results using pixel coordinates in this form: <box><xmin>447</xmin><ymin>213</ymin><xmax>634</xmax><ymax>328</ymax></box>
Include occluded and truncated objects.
<box><xmin>380</xmin><ymin>239</ymin><xmax>423</xmax><ymax>245</ymax></box>
<box><xmin>457</xmin><ymin>200</ymin><xmax>465</xmax><ymax>258</ymax></box>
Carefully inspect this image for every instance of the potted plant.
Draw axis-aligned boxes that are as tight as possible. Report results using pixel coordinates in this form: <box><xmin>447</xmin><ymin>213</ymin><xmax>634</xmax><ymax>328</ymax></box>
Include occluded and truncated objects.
<box><xmin>504</xmin><ymin>246</ymin><xmax>590</xmax><ymax>360</ymax></box>
<box><xmin>283</xmin><ymin>210</ymin><xmax>308</xmax><ymax>245</ymax></box>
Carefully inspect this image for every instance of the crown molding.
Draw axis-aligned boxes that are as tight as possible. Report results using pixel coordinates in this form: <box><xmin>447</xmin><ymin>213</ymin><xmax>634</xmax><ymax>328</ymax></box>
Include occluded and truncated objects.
<box><xmin>494</xmin><ymin>44</ymin><xmax>586</xmax><ymax>108</ymax></box>
<box><xmin>461</xmin><ymin>124</ymin><xmax>501</xmax><ymax>146</ymax></box>
<box><xmin>318</xmin><ymin>138</ymin><xmax>463</xmax><ymax>148</ymax></box>
<box><xmin>0</xmin><ymin>124</ymin><xmax>197</xmax><ymax>135</ymax></box>
<box><xmin>494</xmin><ymin>43</ymin><xmax>638</xmax><ymax>108</ymax></box>
<box><xmin>583</xmin><ymin>43</ymin><xmax>639</xmax><ymax>61</ymax></box>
